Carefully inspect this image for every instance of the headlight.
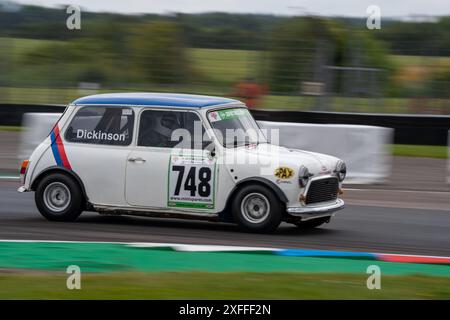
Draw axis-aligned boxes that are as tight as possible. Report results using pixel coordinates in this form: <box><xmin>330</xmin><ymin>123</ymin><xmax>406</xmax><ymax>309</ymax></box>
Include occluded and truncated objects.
<box><xmin>298</xmin><ymin>166</ymin><xmax>310</xmax><ymax>187</ymax></box>
<box><xmin>334</xmin><ymin>161</ymin><xmax>346</xmax><ymax>182</ymax></box>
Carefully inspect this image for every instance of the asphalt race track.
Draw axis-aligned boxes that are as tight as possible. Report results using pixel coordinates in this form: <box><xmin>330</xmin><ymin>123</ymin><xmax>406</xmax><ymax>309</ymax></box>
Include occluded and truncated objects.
<box><xmin>1</xmin><ymin>180</ymin><xmax>449</xmax><ymax>256</ymax></box>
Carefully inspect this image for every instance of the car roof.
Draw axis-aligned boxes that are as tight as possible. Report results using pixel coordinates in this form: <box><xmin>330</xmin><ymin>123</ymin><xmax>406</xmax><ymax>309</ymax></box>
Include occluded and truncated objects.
<box><xmin>71</xmin><ymin>93</ymin><xmax>241</xmax><ymax>108</ymax></box>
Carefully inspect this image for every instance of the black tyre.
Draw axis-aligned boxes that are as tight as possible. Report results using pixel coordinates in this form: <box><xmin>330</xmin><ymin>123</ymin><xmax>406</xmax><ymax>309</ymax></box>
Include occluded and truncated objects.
<box><xmin>295</xmin><ymin>217</ymin><xmax>330</xmax><ymax>229</ymax></box>
<box><xmin>35</xmin><ymin>173</ymin><xmax>84</xmax><ymax>221</ymax></box>
<box><xmin>232</xmin><ymin>184</ymin><xmax>283</xmax><ymax>233</ymax></box>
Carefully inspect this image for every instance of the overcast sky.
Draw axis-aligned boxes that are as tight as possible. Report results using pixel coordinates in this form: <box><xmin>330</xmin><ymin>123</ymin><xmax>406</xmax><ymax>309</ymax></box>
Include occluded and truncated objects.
<box><xmin>10</xmin><ymin>0</ymin><xmax>450</xmax><ymax>17</ymax></box>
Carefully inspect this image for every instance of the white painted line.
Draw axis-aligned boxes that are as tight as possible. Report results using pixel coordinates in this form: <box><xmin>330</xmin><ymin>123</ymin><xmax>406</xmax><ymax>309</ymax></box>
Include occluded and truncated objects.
<box><xmin>0</xmin><ymin>239</ymin><xmax>128</xmax><ymax>244</ymax></box>
<box><xmin>0</xmin><ymin>239</ymin><xmax>278</xmax><ymax>252</ymax></box>
<box><xmin>128</xmin><ymin>243</ymin><xmax>280</xmax><ymax>252</ymax></box>
<box><xmin>0</xmin><ymin>176</ymin><xmax>20</xmax><ymax>180</ymax></box>
<box><xmin>0</xmin><ymin>239</ymin><xmax>449</xmax><ymax>259</ymax></box>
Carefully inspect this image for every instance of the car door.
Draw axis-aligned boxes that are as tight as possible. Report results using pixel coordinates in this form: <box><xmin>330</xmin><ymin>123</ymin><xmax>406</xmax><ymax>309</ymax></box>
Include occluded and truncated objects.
<box><xmin>125</xmin><ymin>109</ymin><xmax>217</xmax><ymax>212</ymax></box>
<box><xmin>62</xmin><ymin>105</ymin><xmax>135</xmax><ymax>206</ymax></box>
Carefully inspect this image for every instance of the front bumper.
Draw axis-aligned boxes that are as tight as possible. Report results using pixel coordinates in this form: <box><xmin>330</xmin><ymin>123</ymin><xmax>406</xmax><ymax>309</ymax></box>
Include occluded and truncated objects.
<box><xmin>286</xmin><ymin>198</ymin><xmax>345</xmax><ymax>221</ymax></box>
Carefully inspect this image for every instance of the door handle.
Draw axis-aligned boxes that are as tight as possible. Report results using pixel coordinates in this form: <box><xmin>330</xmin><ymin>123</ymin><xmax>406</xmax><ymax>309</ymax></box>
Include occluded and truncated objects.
<box><xmin>128</xmin><ymin>157</ymin><xmax>146</xmax><ymax>163</ymax></box>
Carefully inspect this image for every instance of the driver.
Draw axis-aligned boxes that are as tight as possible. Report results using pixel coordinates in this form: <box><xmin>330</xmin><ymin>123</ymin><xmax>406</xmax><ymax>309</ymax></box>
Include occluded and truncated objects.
<box><xmin>138</xmin><ymin>112</ymin><xmax>181</xmax><ymax>147</ymax></box>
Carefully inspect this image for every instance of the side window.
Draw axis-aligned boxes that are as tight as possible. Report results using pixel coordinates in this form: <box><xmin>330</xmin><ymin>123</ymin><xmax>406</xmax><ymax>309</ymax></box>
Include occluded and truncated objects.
<box><xmin>65</xmin><ymin>106</ymin><xmax>134</xmax><ymax>146</ymax></box>
<box><xmin>138</xmin><ymin>110</ymin><xmax>206</xmax><ymax>149</ymax></box>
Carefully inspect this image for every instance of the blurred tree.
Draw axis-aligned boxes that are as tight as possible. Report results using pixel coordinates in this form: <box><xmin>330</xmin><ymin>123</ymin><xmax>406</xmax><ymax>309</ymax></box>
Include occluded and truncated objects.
<box><xmin>266</xmin><ymin>17</ymin><xmax>336</xmax><ymax>94</ymax></box>
<box><xmin>428</xmin><ymin>68</ymin><xmax>450</xmax><ymax>99</ymax></box>
<box><xmin>339</xmin><ymin>28</ymin><xmax>396</xmax><ymax>97</ymax></box>
<box><xmin>21</xmin><ymin>19</ymin><xmax>139</xmax><ymax>87</ymax></box>
<box><xmin>176</xmin><ymin>13</ymin><xmax>281</xmax><ymax>49</ymax></box>
<box><xmin>266</xmin><ymin>17</ymin><xmax>394</xmax><ymax>96</ymax></box>
<box><xmin>76</xmin><ymin>67</ymin><xmax>106</xmax><ymax>83</ymax></box>
<box><xmin>130</xmin><ymin>21</ymin><xmax>190</xmax><ymax>84</ymax></box>
<box><xmin>376</xmin><ymin>17</ymin><xmax>450</xmax><ymax>56</ymax></box>
<box><xmin>2</xmin><ymin>4</ymin><xmax>449</xmax><ymax>56</ymax></box>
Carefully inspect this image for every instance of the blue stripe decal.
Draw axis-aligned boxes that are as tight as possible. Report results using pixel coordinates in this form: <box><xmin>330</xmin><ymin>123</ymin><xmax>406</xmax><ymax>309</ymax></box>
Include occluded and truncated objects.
<box><xmin>71</xmin><ymin>93</ymin><xmax>238</xmax><ymax>108</ymax></box>
<box><xmin>275</xmin><ymin>249</ymin><xmax>377</xmax><ymax>259</ymax></box>
<box><xmin>50</xmin><ymin>131</ymin><xmax>63</xmax><ymax>166</ymax></box>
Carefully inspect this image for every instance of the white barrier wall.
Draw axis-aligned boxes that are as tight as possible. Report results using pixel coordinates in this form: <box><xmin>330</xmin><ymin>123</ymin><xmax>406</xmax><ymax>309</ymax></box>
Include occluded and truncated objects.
<box><xmin>448</xmin><ymin>131</ymin><xmax>450</xmax><ymax>184</ymax></box>
<box><xmin>18</xmin><ymin>113</ymin><xmax>393</xmax><ymax>184</ymax></box>
<box><xmin>257</xmin><ymin>121</ymin><xmax>393</xmax><ymax>184</ymax></box>
<box><xmin>18</xmin><ymin>113</ymin><xmax>62</xmax><ymax>161</ymax></box>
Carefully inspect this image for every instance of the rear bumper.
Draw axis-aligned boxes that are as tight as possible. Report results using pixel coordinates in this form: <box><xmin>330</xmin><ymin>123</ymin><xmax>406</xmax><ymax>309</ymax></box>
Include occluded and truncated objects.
<box><xmin>286</xmin><ymin>198</ymin><xmax>345</xmax><ymax>221</ymax></box>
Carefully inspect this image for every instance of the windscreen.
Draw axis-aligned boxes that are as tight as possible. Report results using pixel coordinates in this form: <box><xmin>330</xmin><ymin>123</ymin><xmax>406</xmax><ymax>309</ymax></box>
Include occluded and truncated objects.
<box><xmin>207</xmin><ymin>108</ymin><xmax>266</xmax><ymax>148</ymax></box>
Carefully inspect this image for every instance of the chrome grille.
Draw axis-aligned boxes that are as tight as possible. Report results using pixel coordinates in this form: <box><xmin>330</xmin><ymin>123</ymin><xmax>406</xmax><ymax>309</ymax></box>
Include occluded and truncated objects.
<box><xmin>305</xmin><ymin>177</ymin><xmax>339</xmax><ymax>205</ymax></box>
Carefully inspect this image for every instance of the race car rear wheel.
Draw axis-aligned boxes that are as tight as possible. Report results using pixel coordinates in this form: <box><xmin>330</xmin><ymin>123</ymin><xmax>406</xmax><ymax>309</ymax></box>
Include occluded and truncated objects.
<box><xmin>35</xmin><ymin>173</ymin><xmax>84</xmax><ymax>221</ymax></box>
<box><xmin>295</xmin><ymin>217</ymin><xmax>330</xmax><ymax>229</ymax></box>
<box><xmin>232</xmin><ymin>184</ymin><xmax>282</xmax><ymax>233</ymax></box>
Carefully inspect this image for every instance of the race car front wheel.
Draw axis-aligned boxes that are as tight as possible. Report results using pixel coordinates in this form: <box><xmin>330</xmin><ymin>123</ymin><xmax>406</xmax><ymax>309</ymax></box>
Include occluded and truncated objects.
<box><xmin>35</xmin><ymin>173</ymin><xmax>84</xmax><ymax>221</ymax></box>
<box><xmin>232</xmin><ymin>184</ymin><xmax>283</xmax><ymax>233</ymax></box>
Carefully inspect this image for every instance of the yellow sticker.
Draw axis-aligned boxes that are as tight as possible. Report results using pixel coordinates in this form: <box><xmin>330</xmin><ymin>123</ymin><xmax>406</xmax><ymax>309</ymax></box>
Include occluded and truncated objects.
<box><xmin>274</xmin><ymin>167</ymin><xmax>294</xmax><ymax>179</ymax></box>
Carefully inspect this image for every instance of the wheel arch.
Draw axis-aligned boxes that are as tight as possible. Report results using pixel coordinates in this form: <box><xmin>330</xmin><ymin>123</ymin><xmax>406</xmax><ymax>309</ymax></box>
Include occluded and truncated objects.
<box><xmin>30</xmin><ymin>166</ymin><xmax>89</xmax><ymax>202</ymax></box>
<box><xmin>218</xmin><ymin>177</ymin><xmax>288</xmax><ymax>222</ymax></box>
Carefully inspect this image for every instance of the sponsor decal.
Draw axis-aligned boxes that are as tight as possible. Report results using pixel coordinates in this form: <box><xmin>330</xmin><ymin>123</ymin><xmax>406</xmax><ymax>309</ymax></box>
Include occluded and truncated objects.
<box><xmin>76</xmin><ymin>129</ymin><xmax>126</xmax><ymax>142</ymax></box>
<box><xmin>50</xmin><ymin>125</ymin><xmax>72</xmax><ymax>170</ymax></box>
<box><xmin>274</xmin><ymin>167</ymin><xmax>294</xmax><ymax>179</ymax></box>
<box><xmin>208</xmin><ymin>111</ymin><xmax>220</xmax><ymax>122</ymax></box>
<box><xmin>276</xmin><ymin>179</ymin><xmax>292</xmax><ymax>184</ymax></box>
<box><xmin>208</xmin><ymin>108</ymin><xmax>247</xmax><ymax>122</ymax></box>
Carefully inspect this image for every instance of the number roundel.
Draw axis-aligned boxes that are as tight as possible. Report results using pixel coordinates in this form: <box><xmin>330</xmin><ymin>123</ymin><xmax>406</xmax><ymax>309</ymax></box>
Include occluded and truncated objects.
<box><xmin>168</xmin><ymin>156</ymin><xmax>215</xmax><ymax>209</ymax></box>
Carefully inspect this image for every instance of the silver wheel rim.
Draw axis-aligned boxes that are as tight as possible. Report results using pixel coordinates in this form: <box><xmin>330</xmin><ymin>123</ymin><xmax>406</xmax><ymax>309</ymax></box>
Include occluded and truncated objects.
<box><xmin>240</xmin><ymin>193</ymin><xmax>271</xmax><ymax>224</ymax></box>
<box><xmin>43</xmin><ymin>182</ymin><xmax>71</xmax><ymax>212</ymax></box>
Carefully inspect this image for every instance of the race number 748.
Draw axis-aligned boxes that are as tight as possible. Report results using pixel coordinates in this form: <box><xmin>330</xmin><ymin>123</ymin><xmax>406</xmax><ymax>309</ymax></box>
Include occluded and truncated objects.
<box><xmin>172</xmin><ymin>165</ymin><xmax>212</xmax><ymax>197</ymax></box>
<box><xmin>168</xmin><ymin>155</ymin><xmax>216</xmax><ymax>209</ymax></box>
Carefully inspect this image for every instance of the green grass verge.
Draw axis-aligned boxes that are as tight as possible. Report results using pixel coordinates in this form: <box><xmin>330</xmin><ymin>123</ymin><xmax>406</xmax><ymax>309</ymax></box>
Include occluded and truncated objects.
<box><xmin>1</xmin><ymin>271</ymin><xmax>449</xmax><ymax>299</ymax></box>
<box><xmin>0</xmin><ymin>85</ymin><xmax>442</xmax><ymax>113</ymax></box>
<box><xmin>0</xmin><ymin>126</ymin><xmax>21</xmax><ymax>132</ymax></box>
<box><xmin>0</xmin><ymin>37</ymin><xmax>449</xmax><ymax>114</ymax></box>
<box><xmin>2</xmin><ymin>242</ymin><xmax>449</xmax><ymax>276</ymax></box>
<box><xmin>389</xmin><ymin>55</ymin><xmax>450</xmax><ymax>67</ymax></box>
<box><xmin>2</xmin><ymin>85</ymin><xmax>449</xmax><ymax>114</ymax></box>
<box><xmin>392</xmin><ymin>144</ymin><xmax>448</xmax><ymax>159</ymax></box>
<box><xmin>190</xmin><ymin>48</ymin><xmax>262</xmax><ymax>85</ymax></box>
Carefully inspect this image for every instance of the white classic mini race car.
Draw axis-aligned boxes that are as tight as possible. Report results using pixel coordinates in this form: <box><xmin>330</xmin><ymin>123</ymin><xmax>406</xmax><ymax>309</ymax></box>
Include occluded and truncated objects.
<box><xmin>18</xmin><ymin>93</ymin><xmax>346</xmax><ymax>233</ymax></box>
